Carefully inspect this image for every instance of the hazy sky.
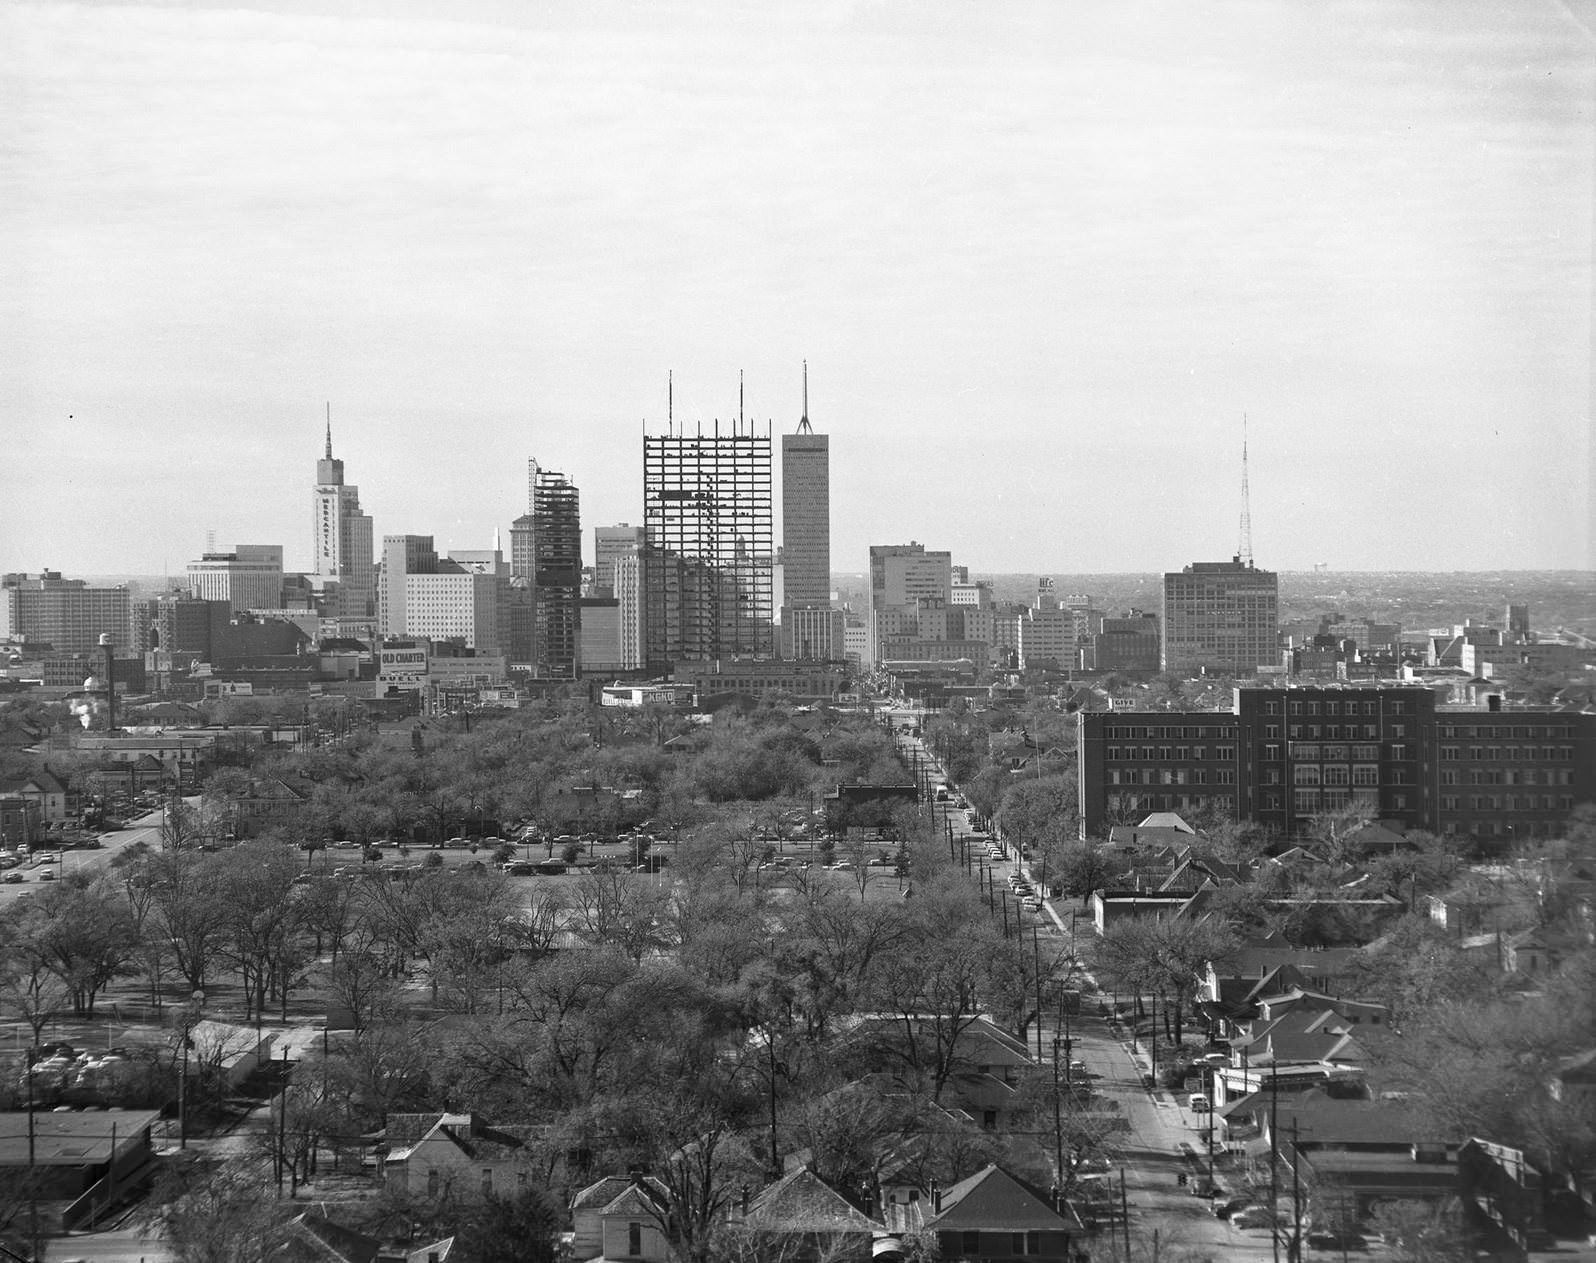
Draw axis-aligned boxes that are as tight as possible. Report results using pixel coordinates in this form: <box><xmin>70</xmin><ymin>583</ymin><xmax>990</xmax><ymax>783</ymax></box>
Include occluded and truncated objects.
<box><xmin>3</xmin><ymin>0</ymin><xmax>1593</xmax><ymax>579</ymax></box>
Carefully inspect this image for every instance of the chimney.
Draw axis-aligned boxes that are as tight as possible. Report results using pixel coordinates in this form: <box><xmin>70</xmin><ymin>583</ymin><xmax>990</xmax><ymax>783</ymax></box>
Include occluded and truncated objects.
<box><xmin>931</xmin><ymin>1180</ymin><xmax>942</xmax><ymax>1214</ymax></box>
<box><xmin>740</xmin><ymin>1184</ymin><xmax>749</xmax><ymax>1217</ymax></box>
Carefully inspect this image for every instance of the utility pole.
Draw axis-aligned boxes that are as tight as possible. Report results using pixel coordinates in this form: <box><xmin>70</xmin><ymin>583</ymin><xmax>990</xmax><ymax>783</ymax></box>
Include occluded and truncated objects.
<box><xmin>28</xmin><ymin>1057</ymin><xmax>39</xmax><ymax>1263</ymax></box>
<box><xmin>1206</xmin><ymin>1072</ymin><xmax>1216</xmax><ymax>1186</ymax></box>
<box><xmin>1270</xmin><ymin>1069</ymin><xmax>1281</xmax><ymax>1263</ymax></box>
<box><xmin>1051</xmin><ymin>1033</ymin><xmax>1064</xmax><ymax>1188</ymax></box>
<box><xmin>1120</xmin><ymin>1168</ymin><xmax>1130</xmax><ymax>1260</ymax></box>
<box><xmin>1032</xmin><ymin>926</ymin><xmax>1045</xmax><ymax>1061</ymax></box>
<box><xmin>1290</xmin><ymin>1119</ymin><xmax>1303</xmax><ymax>1263</ymax></box>
<box><xmin>277</xmin><ymin>1045</ymin><xmax>290</xmax><ymax>1196</ymax></box>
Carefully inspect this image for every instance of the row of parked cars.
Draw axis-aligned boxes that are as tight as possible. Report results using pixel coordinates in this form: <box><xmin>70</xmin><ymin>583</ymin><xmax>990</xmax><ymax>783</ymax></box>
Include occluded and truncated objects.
<box><xmin>989</xmin><ymin>843</ymin><xmax>1045</xmax><ymax>911</ymax></box>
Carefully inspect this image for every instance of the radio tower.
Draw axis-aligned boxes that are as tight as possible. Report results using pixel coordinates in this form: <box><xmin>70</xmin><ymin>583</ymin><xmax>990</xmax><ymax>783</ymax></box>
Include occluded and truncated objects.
<box><xmin>1237</xmin><ymin>414</ymin><xmax>1254</xmax><ymax>567</ymax></box>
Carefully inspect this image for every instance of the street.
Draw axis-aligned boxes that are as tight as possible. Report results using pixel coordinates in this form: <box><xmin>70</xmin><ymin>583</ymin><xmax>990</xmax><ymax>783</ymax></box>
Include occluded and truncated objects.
<box><xmin>0</xmin><ymin>809</ymin><xmax>168</xmax><ymax>908</ymax></box>
<box><xmin>896</xmin><ymin>710</ymin><xmax>1283</xmax><ymax>1261</ymax></box>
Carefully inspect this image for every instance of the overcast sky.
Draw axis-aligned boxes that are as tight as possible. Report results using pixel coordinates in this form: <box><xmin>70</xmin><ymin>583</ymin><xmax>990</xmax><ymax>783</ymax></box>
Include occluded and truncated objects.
<box><xmin>3</xmin><ymin>0</ymin><xmax>1592</xmax><ymax>580</ymax></box>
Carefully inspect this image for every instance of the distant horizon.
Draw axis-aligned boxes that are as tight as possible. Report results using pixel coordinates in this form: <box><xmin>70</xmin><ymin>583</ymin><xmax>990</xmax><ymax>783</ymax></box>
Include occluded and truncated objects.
<box><xmin>46</xmin><ymin>564</ymin><xmax>1596</xmax><ymax>585</ymax></box>
<box><xmin>4</xmin><ymin>2</ymin><xmax>1591</xmax><ymax>574</ymax></box>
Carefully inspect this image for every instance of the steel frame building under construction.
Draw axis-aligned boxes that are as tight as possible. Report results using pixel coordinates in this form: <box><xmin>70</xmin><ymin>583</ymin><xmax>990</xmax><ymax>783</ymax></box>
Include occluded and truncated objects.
<box><xmin>643</xmin><ymin>419</ymin><xmax>773</xmax><ymax>669</ymax></box>
<box><xmin>528</xmin><ymin>461</ymin><xmax>582</xmax><ymax>678</ymax></box>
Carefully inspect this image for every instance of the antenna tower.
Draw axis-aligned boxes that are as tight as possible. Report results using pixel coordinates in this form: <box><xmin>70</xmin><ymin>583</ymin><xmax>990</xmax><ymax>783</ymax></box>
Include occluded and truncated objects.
<box><xmin>797</xmin><ymin>360</ymin><xmax>813</xmax><ymax>434</ymax></box>
<box><xmin>1237</xmin><ymin>414</ymin><xmax>1253</xmax><ymax>567</ymax></box>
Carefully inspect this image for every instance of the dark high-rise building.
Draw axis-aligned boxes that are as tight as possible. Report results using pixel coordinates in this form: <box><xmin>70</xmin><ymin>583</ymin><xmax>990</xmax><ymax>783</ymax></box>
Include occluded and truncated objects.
<box><xmin>780</xmin><ymin>364</ymin><xmax>834</xmax><ymax>660</ymax></box>
<box><xmin>643</xmin><ymin>393</ymin><xmax>773</xmax><ymax>669</ymax></box>
<box><xmin>513</xmin><ymin>460</ymin><xmax>582</xmax><ymax>678</ymax></box>
<box><xmin>781</xmin><ymin>364</ymin><xmax>830</xmax><ymax>611</ymax></box>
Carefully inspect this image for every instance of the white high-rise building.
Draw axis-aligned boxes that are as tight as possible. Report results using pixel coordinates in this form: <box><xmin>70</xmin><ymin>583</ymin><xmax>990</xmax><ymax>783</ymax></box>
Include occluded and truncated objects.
<box><xmin>312</xmin><ymin>421</ymin><xmax>374</xmax><ymax>620</ymax></box>
<box><xmin>377</xmin><ymin>534</ymin><xmax>502</xmax><ymax>652</ymax></box>
<box><xmin>186</xmin><ymin>544</ymin><xmax>284</xmax><ymax>614</ymax></box>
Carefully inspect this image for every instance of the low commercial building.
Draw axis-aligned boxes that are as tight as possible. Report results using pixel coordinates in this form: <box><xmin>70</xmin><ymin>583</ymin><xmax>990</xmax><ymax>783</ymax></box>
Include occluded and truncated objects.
<box><xmin>0</xmin><ymin>1108</ymin><xmax>161</xmax><ymax>1200</ymax></box>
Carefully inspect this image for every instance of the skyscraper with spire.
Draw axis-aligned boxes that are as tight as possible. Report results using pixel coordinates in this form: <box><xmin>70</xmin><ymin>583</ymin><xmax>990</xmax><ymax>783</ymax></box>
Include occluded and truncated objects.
<box><xmin>311</xmin><ymin>416</ymin><xmax>375</xmax><ymax>621</ymax></box>
<box><xmin>780</xmin><ymin>362</ymin><xmax>839</xmax><ymax>659</ymax></box>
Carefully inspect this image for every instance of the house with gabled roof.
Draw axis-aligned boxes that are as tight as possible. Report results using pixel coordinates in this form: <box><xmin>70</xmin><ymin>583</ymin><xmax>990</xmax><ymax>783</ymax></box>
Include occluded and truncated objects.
<box><xmin>229</xmin><ymin>774</ymin><xmax>311</xmax><ymax>835</ymax></box>
<box><xmin>291</xmin><ymin>1211</ymin><xmax>454</xmax><ymax>1263</ymax></box>
<box><xmin>1251</xmin><ymin>987</ymin><xmax>1389</xmax><ymax>1032</ymax></box>
<box><xmin>378</xmin><ymin>1112</ymin><xmax>538</xmax><ymax>1201</ymax></box>
<box><xmin>1228</xmin><ymin>1005</ymin><xmax>1371</xmax><ymax>1072</ymax></box>
<box><xmin>0</xmin><ymin>766</ymin><xmax>73</xmax><ymax>824</ymax></box>
<box><xmin>920</xmin><ymin>1164</ymin><xmax>1079</xmax><ymax>1263</ymax></box>
<box><xmin>1197</xmin><ymin>962</ymin><xmax>1358</xmax><ymax>1039</ymax></box>
<box><xmin>1502</xmin><ymin>924</ymin><xmax>1582</xmax><ymax>977</ymax></box>
<box><xmin>569</xmin><ymin>1174</ymin><xmax>671</xmax><ymax>1262</ymax></box>
<box><xmin>832</xmin><ymin>1014</ymin><xmax>1038</xmax><ymax>1131</ymax></box>
<box><xmin>729</xmin><ymin>1165</ymin><xmax>887</xmax><ymax>1262</ymax></box>
<box><xmin>1157</xmin><ymin>852</ymin><xmax>1247</xmax><ymax>894</ymax></box>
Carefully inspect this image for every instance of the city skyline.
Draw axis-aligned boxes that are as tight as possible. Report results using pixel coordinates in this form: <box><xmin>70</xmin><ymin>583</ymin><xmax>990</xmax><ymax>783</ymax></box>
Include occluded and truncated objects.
<box><xmin>3</xmin><ymin>1</ymin><xmax>1592</xmax><ymax>577</ymax></box>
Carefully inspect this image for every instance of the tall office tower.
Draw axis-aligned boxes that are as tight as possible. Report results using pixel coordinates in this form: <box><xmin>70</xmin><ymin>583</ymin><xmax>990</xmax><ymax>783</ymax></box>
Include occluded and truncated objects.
<box><xmin>186</xmin><ymin>544</ymin><xmax>284</xmax><ymax>614</ymax></box>
<box><xmin>866</xmin><ymin>543</ymin><xmax>952</xmax><ymax>665</ymax></box>
<box><xmin>522</xmin><ymin>462</ymin><xmax>582</xmax><ymax>678</ymax></box>
<box><xmin>594</xmin><ymin>525</ymin><xmax>648</xmax><ymax>595</ymax></box>
<box><xmin>311</xmin><ymin>419</ymin><xmax>375</xmax><ymax>619</ymax></box>
<box><xmin>643</xmin><ymin>397</ymin><xmax>773</xmax><ymax>668</ymax></box>
<box><xmin>780</xmin><ymin>366</ymin><xmax>833</xmax><ymax>659</ymax></box>
<box><xmin>1</xmin><ymin>572</ymin><xmax>131</xmax><ymax>653</ymax></box>
<box><xmin>781</xmin><ymin>365</ymin><xmax>830</xmax><ymax>610</ymax></box>
<box><xmin>1161</xmin><ymin>557</ymin><xmax>1279</xmax><ymax>675</ymax></box>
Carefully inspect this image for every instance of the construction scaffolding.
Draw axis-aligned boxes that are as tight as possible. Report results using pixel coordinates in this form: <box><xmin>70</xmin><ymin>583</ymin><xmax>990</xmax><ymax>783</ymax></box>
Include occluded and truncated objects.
<box><xmin>531</xmin><ymin>463</ymin><xmax>582</xmax><ymax>679</ymax></box>
<box><xmin>643</xmin><ymin>421</ymin><xmax>774</xmax><ymax>669</ymax></box>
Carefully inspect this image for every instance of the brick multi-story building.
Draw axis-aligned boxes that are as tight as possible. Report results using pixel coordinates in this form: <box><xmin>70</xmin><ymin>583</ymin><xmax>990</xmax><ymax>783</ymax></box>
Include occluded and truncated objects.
<box><xmin>1078</xmin><ymin>686</ymin><xmax>1595</xmax><ymax>842</ymax></box>
<box><xmin>2</xmin><ymin>572</ymin><xmax>132</xmax><ymax>654</ymax></box>
<box><xmin>1162</xmin><ymin>557</ymin><xmax>1279</xmax><ymax>675</ymax></box>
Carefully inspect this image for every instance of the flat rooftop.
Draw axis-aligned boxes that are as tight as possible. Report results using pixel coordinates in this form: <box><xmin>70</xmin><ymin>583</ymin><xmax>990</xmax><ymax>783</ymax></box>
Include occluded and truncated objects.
<box><xmin>0</xmin><ymin>1109</ymin><xmax>162</xmax><ymax>1166</ymax></box>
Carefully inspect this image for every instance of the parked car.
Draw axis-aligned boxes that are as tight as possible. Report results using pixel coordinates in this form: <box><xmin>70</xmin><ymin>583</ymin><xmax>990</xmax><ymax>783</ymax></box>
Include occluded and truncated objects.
<box><xmin>1189</xmin><ymin>1093</ymin><xmax>1210</xmax><ymax>1112</ymax></box>
<box><xmin>1232</xmin><ymin>1206</ymin><xmax>1284</xmax><ymax>1231</ymax></box>
<box><xmin>3</xmin><ymin>872</ymin><xmax>24</xmax><ymax>884</ymax></box>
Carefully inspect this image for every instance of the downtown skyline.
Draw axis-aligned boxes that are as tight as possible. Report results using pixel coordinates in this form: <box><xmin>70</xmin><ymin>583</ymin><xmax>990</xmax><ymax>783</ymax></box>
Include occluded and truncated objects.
<box><xmin>3</xmin><ymin>0</ymin><xmax>1592</xmax><ymax>578</ymax></box>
